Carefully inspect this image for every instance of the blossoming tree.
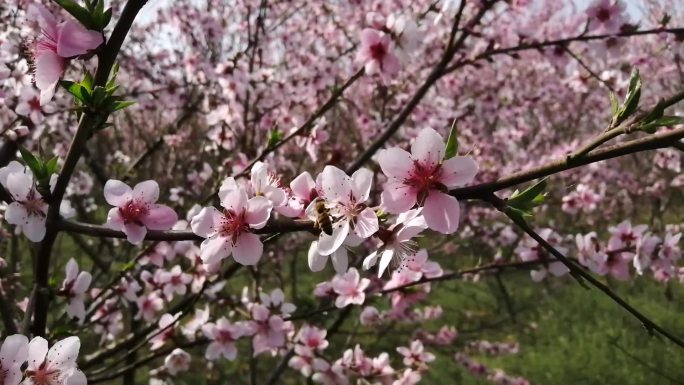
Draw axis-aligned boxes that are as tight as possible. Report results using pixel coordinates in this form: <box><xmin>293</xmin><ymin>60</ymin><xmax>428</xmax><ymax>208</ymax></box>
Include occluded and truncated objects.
<box><xmin>1</xmin><ymin>0</ymin><xmax>684</xmax><ymax>384</ymax></box>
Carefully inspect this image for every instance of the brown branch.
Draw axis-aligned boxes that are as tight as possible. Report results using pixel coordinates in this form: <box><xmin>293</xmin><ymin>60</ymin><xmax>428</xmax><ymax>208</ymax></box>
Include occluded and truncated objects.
<box><xmin>30</xmin><ymin>0</ymin><xmax>150</xmax><ymax>337</ymax></box>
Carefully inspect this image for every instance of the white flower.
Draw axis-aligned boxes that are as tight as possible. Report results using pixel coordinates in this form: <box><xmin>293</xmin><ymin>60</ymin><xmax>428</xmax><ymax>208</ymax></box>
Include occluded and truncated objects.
<box><xmin>23</xmin><ymin>336</ymin><xmax>86</xmax><ymax>385</ymax></box>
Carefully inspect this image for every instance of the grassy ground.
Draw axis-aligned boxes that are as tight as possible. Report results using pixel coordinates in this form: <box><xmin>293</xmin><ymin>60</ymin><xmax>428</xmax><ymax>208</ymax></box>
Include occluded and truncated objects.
<box><xmin>418</xmin><ymin>272</ymin><xmax>684</xmax><ymax>385</ymax></box>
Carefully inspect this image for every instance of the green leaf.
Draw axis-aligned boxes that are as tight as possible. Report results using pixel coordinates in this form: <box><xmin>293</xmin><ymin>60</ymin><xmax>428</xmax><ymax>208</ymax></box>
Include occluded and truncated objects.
<box><xmin>100</xmin><ymin>8</ymin><xmax>113</xmax><ymax>29</ymax></box>
<box><xmin>82</xmin><ymin>71</ymin><xmax>94</xmax><ymax>92</ymax></box>
<box><xmin>267</xmin><ymin>129</ymin><xmax>284</xmax><ymax>147</ymax></box>
<box><xmin>617</xmin><ymin>67</ymin><xmax>641</xmax><ymax>124</ymax></box>
<box><xmin>639</xmin><ymin>116</ymin><xmax>684</xmax><ymax>133</ymax></box>
<box><xmin>444</xmin><ymin>120</ymin><xmax>459</xmax><ymax>159</ymax></box>
<box><xmin>507</xmin><ymin>178</ymin><xmax>548</xmax><ymax>218</ymax></box>
<box><xmin>18</xmin><ymin>146</ymin><xmax>43</xmax><ymax>177</ymax></box>
<box><xmin>45</xmin><ymin>157</ymin><xmax>60</xmax><ymax>175</ymax></box>
<box><xmin>60</xmin><ymin>80</ymin><xmax>88</xmax><ymax>102</ymax></box>
<box><xmin>609</xmin><ymin>92</ymin><xmax>619</xmax><ymax>117</ymax></box>
<box><xmin>53</xmin><ymin>0</ymin><xmax>96</xmax><ymax>29</ymax></box>
<box><xmin>110</xmin><ymin>100</ymin><xmax>136</xmax><ymax>112</ymax></box>
<box><xmin>107</xmin><ymin>63</ymin><xmax>120</xmax><ymax>90</ymax></box>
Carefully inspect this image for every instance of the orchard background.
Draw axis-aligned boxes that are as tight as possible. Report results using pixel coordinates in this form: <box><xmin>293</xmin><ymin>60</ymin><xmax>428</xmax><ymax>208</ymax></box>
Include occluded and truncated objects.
<box><xmin>1</xmin><ymin>0</ymin><xmax>684</xmax><ymax>384</ymax></box>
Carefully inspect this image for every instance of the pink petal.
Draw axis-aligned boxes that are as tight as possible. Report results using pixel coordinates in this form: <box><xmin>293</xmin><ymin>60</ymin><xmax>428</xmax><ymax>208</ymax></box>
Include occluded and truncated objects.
<box><xmin>245</xmin><ymin>196</ymin><xmax>272</xmax><ymax>229</ymax></box>
<box><xmin>350</xmin><ymin>168</ymin><xmax>373</xmax><ymax>202</ymax></box>
<box><xmin>65</xmin><ymin>258</ymin><xmax>78</xmax><ymax>282</ymax></box>
<box><xmin>0</xmin><ymin>334</ymin><xmax>28</xmax><ymax>364</ymax></box>
<box><xmin>411</xmin><ymin>127</ymin><xmax>444</xmax><ymax>167</ymax></box>
<box><xmin>232</xmin><ymin>233</ymin><xmax>263</xmax><ymax>265</ymax></box>
<box><xmin>6</xmin><ymin>172</ymin><xmax>32</xmax><ymax>201</ymax></box>
<box><xmin>23</xmin><ymin>216</ymin><xmax>47</xmax><ymax>242</ymax></box>
<box><xmin>4</xmin><ymin>202</ymin><xmax>28</xmax><ymax>226</ymax></box>
<box><xmin>65</xmin><ymin>369</ymin><xmax>87</xmax><ymax>385</ymax></box>
<box><xmin>123</xmin><ymin>223</ymin><xmax>147</xmax><ymax>245</ymax></box>
<box><xmin>57</xmin><ymin>20</ymin><xmax>103</xmax><ymax>57</ymax></box>
<box><xmin>330</xmin><ymin>248</ymin><xmax>349</xmax><ymax>274</ymax></box>
<box><xmin>34</xmin><ymin>51</ymin><xmax>64</xmax><ymax>95</ymax></box>
<box><xmin>190</xmin><ymin>207</ymin><xmax>223</xmax><ymax>238</ymax></box>
<box><xmin>221</xmin><ymin>188</ymin><xmax>248</xmax><ymax>213</ymax></box>
<box><xmin>27</xmin><ymin>336</ymin><xmax>48</xmax><ymax>370</ymax></box>
<box><xmin>290</xmin><ymin>172</ymin><xmax>316</xmax><ymax>198</ymax></box>
<box><xmin>73</xmin><ymin>271</ymin><xmax>92</xmax><ymax>293</ymax></box>
<box><xmin>132</xmin><ymin>180</ymin><xmax>160</xmax><ymax>204</ymax></box>
<box><xmin>377</xmin><ymin>249</ymin><xmax>394</xmax><ymax>277</ymax></box>
<box><xmin>104</xmin><ymin>179</ymin><xmax>133</xmax><ymax>206</ymax></box>
<box><xmin>377</xmin><ymin>148</ymin><xmax>413</xmax><ymax>179</ymax></box>
<box><xmin>105</xmin><ymin>207</ymin><xmax>124</xmax><ymax>231</ymax></box>
<box><xmin>28</xmin><ymin>4</ymin><xmax>58</xmax><ymax>39</ymax></box>
<box><xmin>142</xmin><ymin>204</ymin><xmax>178</xmax><ymax>230</ymax></box>
<box><xmin>320</xmin><ymin>166</ymin><xmax>352</xmax><ymax>203</ymax></box>
<box><xmin>307</xmin><ymin>242</ymin><xmax>328</xmax><ymax>272</ymax></box>
<box><xmin>317</xmin><ymin>220</ymin><xmax>349</xmax><ymax>256</ymax></box>
<box><xmin>200</xmin><ymin>236</ymin><xmax>232</xmax><ymax>265</ymax></box>
<box><xmin>422</xmin><ymin>191</ymin><xmax>460</xmax><ymax>234</ymax></box>
<box><xmin>381</xmin><ymin>180</ymin><xmax>417</xmax><ymax>214</ymax></box>
<box><xmin>440</xmin><ymin>156</ymin><xmax>478</xmax><ymax>188</ymax></box>
<box><xmin>354</xmin><ymin>207</ymin><xmax>378</xmax><ymax>239</ymax></box>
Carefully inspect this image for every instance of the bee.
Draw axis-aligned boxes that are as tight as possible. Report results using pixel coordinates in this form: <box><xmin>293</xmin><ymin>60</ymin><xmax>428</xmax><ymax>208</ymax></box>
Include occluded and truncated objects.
<box><xmin>313</xmin><ymin>199</ymin><xmax>333</xmax><ymax>236</ymax></box>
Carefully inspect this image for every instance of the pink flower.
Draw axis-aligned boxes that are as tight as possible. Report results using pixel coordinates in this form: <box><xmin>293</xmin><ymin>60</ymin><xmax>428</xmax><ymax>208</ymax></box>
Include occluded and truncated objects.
<box><xmin>202</xmin><ymin>317</ymin><xmax>246</xmax><ymax>361</ymax></box>
<box><xmin>249</xmin><ymin>161</ymin><xmax>287</xmax><ymax>207</ymax></box>
<box><xmin>191</xmin><ymin>187</ymin><xmax>272</xmax><ymax>265</ymax></box>
<box><xmin>246</xmin><ymin>304</ymin><xmax>288</xmax><ymax>356</ymax></box>
<box><xmin>0</xmin><ymin>334</ymin><xmax>29</xmax><ymax>385</ymax></box>
<box><xmin>14</xmin><ymin>87</ymin><xmax>46</xmax><ymax>124</ymax></box>
<box><xmin>295</xmin><ymin>325</ymin><xmax>329</xmax><ymax>351</ymax></box>
<box><xmin>356</xmin><ymin>28</ymin><xmax>400</xmax><ymax>80</ymax></box>
<box><xmin>360</xmin><ymin>306</ymin><xmax>381</xmax><ymax>326</ymax></box>
<box><xmin>331</xmin><ymin>268</ymin><xmax>370</xmax><ymax>308</ymax></box>
<box><xmin>393</xmin><ymin>369</ymin><xmax>422</xmax><ymax>385</ymax></box>
<box><xmin>164</xmin><ymin>348</ymin><xmax>191</xmax><ymax>375</ymax></box>
<box><xmin>104</xmin><ymin>180</ymin><xmax>178</xmax><ymax>245</ymax></box>
<box><xmin>28</xmin><ymin>4</ymin><xmax>103</xmax><ymax>105</ymax></box>
<box><xmin>289</xmin><ymin>345</ymin><xmax>329</xmax><ymax>377</ymax></box>
<box><xmin>59</xmin><ymin>258</ymin><xmax>92</xmax><ymax>323</ymax></box>
<box><xmin>135</xmin><ymin>292</ymin><xmax>164</xmax><ymax>322</ymax></box>
<box><xmin>397</xmin><ymin>340</ymin><xmax>435</xmax><ymax>367</ymax></box>
<box><xmin>586</xmin><ymin>0</ymin><xmax>628</xmax><ymax>34</ymax></box>
<box><xmin>313</xmin><ymin>166</ymin><xmax>378</xmax><ymax>256</ymax></box>
<box><xmin>378</xmin><ymin>127</ymin><xmax>478</xmax><ymax>234</ymax></box>
<box><xmin>24</xmin><ymin>336</ymin><xmax>87</xmax><ymax>385</ymax></box>
<box><xmin>149</xmin><ymin>313</ymin><xmax>179</xmax><ymax>350</ymax></box>
<box><xmin>0</xmin><ymin>161</ymin><xmax>47</xmax><ymax>242</ymax></box>
<box><xmin>277</xmin><ymin>171</ymin><xmax>318</xmax><ymax>218</ymax></box>
<box><xmin>159</xmin><ymin>265</ymin><xmax>193</xmax><ymax>299</ymax></box>
<box><xmin>259</xmin><ymin>288</ymin><xmax>296</xmax><ymax>315</ymax></box>
<box><xmin>363</xmin><ymin>209</ymin><xmax>428</xmax><ymax>277</ymax></box>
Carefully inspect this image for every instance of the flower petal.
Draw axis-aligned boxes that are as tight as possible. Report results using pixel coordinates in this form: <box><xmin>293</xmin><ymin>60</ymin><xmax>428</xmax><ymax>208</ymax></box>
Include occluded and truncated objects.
<box><xmin>307</xmin><ymin>241</ymin><xmax>328</xmax><ymax>272</ymax></box>
<box><xmin>27</xmin><ymin>336</ymin><xmax>48</xmax><ymax>370</ymax></box>
<box><xmin>103</xmin><ymin>180</ymin><xmax>132</xmax><ymax>206</ymax></box>
<box><xmin>317</xmin><ymin>220</ymin><xmax>349</xmax><ymax>256</ymax></box>
<box><xmin>377</xmin><ymin>148</ymin><xmax>413</xmax><ymax>179</ymax></box>
<box><xmin>440</xmin><ymin>156</ymin><xmax>478</xmax><ymax>188</ymax></box>
<box><xmin>422</xmin><ymin>191</ymin><xmax>460</xmax><ymax>234</ymax></box>
<box><xmin>57</xmin><ymin>20</ymin><xmax>103</xmax><ymax>57</ymax></box>
<box><xmin>354</xmin><ymin>207</ymin><xmax>378</xmax><ymax>239</ymax></box>
<box><xmin>133</xmin><ymin>180</ymin><xmax>160</xmax><ymax>204</ymax></box>
<box><xmin>200</xmin><ymin>236</ymin><xmax>232</xmax><ymax>265</ymax></box>
<box><xmin>245</xmin><ymin>196</ymin><xmax>272</xmax><ymax>229</ymax></box>
<box><xmin>350</xmin><ymin>168</ymin><xmax>373</xmax><ymax>202</ymax></box>
<box><xmin>190</xmin><ymin>207</ymin><xmax>223</xmax><ymax>238</ymax></box>
<box><xmin>34</xmin><ymin>52</ymin><xmax>64</xmax><ymax>97</ymax></box>
<box><xmin>123</xmin><ymin>223</ymin><xmax>147</xmax><ymax>245</ymax></box>
<box><xmin>142</xmin><ymin>204</ymin><xmax>178</xmax><ymax>230</ymax></box>
<box><xmin>411</xmin><ymin>127</ymin><xmax>444</xmax><ymax>166</ymax></box>
<box><xmin>232</xmin><ymin>233</ymin><xmax>263</xmax><ymax>265</ymax></box>
<box><xmin>381</xmin><ymin>180</ymin><xmax>417</xmax><ymax>214</ymax></box>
